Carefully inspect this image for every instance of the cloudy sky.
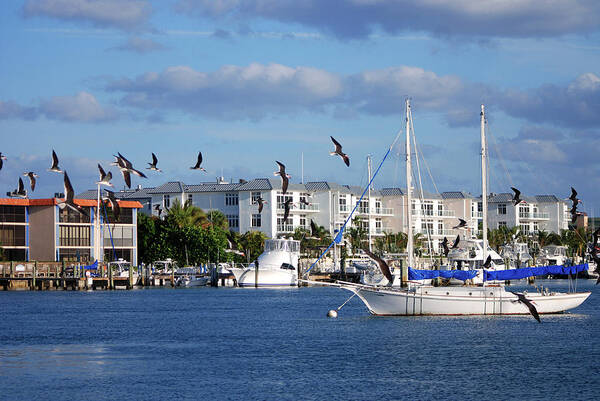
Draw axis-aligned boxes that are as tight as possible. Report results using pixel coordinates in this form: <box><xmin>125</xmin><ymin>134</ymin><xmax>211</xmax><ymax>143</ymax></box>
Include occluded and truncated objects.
<box><xmin>1</xmin><ymin>0</ymin><xmax>599</xmax><ymax>213</ymax></box>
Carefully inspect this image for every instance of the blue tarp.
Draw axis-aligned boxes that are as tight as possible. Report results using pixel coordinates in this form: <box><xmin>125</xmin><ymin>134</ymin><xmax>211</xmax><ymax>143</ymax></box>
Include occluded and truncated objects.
<box><xmin>484</xmin><ymin>264</ymin><xmax>588</xmax><ymax>281</ymax></box>
<box><xmin>83</xmin><ymin>260</ymin><xmax>98</xmax><ymax>270</ymax></box>
<box><xmin>409</xmin><ymin>268</ymin><xmax>478</xmax><ymax>281</ymax></box>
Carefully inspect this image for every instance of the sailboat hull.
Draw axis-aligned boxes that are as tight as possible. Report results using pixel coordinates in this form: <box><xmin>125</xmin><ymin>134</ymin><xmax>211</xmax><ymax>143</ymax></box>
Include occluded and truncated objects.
<box><xmin>343</xmin><ymin>285</ymin><xmax>591</xmax><ymax>316</ymax></box>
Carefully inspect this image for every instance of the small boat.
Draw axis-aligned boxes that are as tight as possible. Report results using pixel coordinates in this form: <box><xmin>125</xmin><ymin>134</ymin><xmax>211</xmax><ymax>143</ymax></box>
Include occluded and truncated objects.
<box><xmin>500</xmin><ymin>242</ymin><xmax>533</xmax><ymax>268</ymax></box>
<box><xmin>228</xmin><ymin>238</ymin><xmax>300</xmax><ymax>287</ymax></box>
<box><xmin>538</xmin><ymin>245</ymin><xmax>570</xmax><ymax>266</ymax></box>
<box><xmin>109</xmin><ymin>258</ymin><xmax>139</xmax><ymax>287</ymax></box>
<box><xmin>175</xmin><ymin>267</ymin><xmax>209</xmax><ymax>287</ymax></box>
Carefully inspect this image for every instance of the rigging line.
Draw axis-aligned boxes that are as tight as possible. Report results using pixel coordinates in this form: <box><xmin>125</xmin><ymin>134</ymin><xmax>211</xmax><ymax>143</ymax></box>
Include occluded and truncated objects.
<box><xmin>486</xmin><ymin>122</ymin><xmax>514</xmax><ymax>191</ymax></box>
<box><xmin>305</xmin><ymin>128</ymin><xmax>404</xmax><ymax>275</ymax></box>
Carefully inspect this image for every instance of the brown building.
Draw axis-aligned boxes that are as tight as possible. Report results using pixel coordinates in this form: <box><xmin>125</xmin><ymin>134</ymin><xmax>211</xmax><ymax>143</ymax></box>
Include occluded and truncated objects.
<box><xmin>0</xmin><ymin>198</ymin><xmax>142</xmax><ymax>264</ymax></box>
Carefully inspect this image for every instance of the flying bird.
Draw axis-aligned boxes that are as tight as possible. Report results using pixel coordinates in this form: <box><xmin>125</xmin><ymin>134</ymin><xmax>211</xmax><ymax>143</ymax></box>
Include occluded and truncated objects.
<box><xmin>104</xmin><ymin>189</ymin><xmax>121</xmax><ymax>222</ymax></box>
<box><xmin>362</xmin><ymin>248</ymin><xmax>394</xmax><ymax>284</ymax></box>
<box><xmin>117</xmin><ymin>152</ymin><xmax>147</xmax><ymax>178</ymax></box>
<box><xmin>309</xmin><ymin>220</ymin><xmax>320</xmax><ymax>239</ymax></box>
<box><xmin>453</xmin><ymin>218</ymin><xmax>467</xmax><ymax>229</ymax></box>
<box><xmin>147</xmin><ymin>153</ymin><xmax>162</xmax><ymax>172</ymax></box>
<box><xmin>451</xmin><ymin>235</ymin><xmax>460</xmax><ymax>249</ymax></box>
<box><xmin>96</xmin><ymin>164</ymin><xmax>113</xmax><ymax>186</ymax></box>
<box><xmin>511</xmin><ymin>187</ymin><xmax>523</xmax><ymax>205</ymax></box>
<box><xmin>23</xmin><ymin>172</ymin><xmax>38</xmax><ymax>191</ymax></box>
<box><xmin>299</xmin><ymin>198</ymin><xmax>311</xmax><ymax>207</ymax></box>
<box><xmin>255</xmin><ymin>197</ymin><xmax>267</xmax><ymax>213</ymax></box>
<box><xmin>570</xmin><ymin>204</ymin><xmax>582</xmax><ymax>224</ymax></box>
<box><xmin>48</xmin><ymin>150</ymin><xmax>63</xmax><ymax>173</ymax></box>
<box><xmin>329</xmin><ymin>136</ymin><xmax>350</xmax><ymax>167</ymax></box>
<box><xmin>283</xmin><ymin>198</ymin><xmax>293</xmax><ymax>222</ymax></box>
<box><xmin>190</xmin><ymin>152</ymin><xmax>206</xmax><ymax>171</ymax></box>
<box><xmin>441</xmin><ymin>237</ymin><xmax>449</xmax><ymax>257</ymax></box>
<box><xmin>59</xmin><ymin>171</ymin><xmax>87</xmax><ymax>216</ymax></box>
<box><xmin>568</xmin><ymin>187</ymin><xmax>581</xmax><ymax>207</ymax></box>
<box><xmin>111</xmin><ymin>155</ymin><xmax>131</xmax><ymax>188</ymax></box>
<box><xmin>274</xmin><ymin>161</ymin><xmax>290</xmax><ymax>194</ymax></box>
<box><xmin>6</xmin><ymin>177</ymin><xmax>27</xmax><ymax>198</ymax></box>
<box><xmin>508</xmin><ymin>291</ymin><xmax>541</xmax><ymax>323</ymax></box>
<box><xmin>0</xmin><ymin>153</ymin><xmax>6</xmax><ymax>170</ymax></box>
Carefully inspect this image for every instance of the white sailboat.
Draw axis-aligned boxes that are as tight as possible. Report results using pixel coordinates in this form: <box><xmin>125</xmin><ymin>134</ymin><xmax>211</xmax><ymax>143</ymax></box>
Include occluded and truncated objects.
<box><xmin>228</xmin><ymin>238</ymin><xmax>300</xmax><ymax>287</ymax></box>
<box><xmin>333</xmin><ymin>101</ymin><xmax>590</xmax><ymax>317</ymax></box>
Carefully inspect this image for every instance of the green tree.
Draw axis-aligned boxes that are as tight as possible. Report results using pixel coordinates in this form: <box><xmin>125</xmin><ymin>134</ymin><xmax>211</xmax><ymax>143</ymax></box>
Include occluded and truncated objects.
<box><xmin>207</xmin><ymin>209</ymin><xmax>229</xmax><ymax>230</ymax></box>
<box><xmin>166</xmin><ymin>199</ymin><xmax>208</xmax><ymax>229</ymax></box>
<box><xmin>240</xmin><ymin>231</ymin><xmax>268</xmax><ymax>263</ymax></box>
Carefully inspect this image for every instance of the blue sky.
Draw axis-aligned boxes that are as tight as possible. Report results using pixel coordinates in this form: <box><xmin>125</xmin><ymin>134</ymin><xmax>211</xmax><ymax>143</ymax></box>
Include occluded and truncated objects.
<box><xmin>1</xmin><ymin>0</ymin><xmax>600</xmax><ymax>214</ymax></box>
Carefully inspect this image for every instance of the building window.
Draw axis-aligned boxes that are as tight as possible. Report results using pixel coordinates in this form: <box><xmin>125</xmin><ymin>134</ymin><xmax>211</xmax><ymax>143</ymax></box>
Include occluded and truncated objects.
<box><xmin>359</xmin><ymin>199</ymin><xmax>369</xmax><ymax>214</ymax></box>
<box><xmin>163</xmin><ymin>194</ymin><xmax>170</xmax><ymax>208</ymax></box>
<box><xmin>375</xmin><ymin>200</ymin><xmax>382</xmax><ymax>214</ymax></box>
<box><xmin>60</xmin><ymin>248</ymin><xmax>91</xmax><ymax>263</ymax></box>
<box><xmin>375</xmin><ymin>218</ymin><xmax>382</xmax><ymax>233</ymax></box>
<box><xmin>533</xmin><ymin>221</ymin><xmax>539</xmax><ymax>233</ymax></box>
<box><xmin>277</xmin><ymin>214</ymin><xmax>293</xmax><ymax>232</ymax></box>
<box><xmin>59</xmin><ymin>225</ymin><xmax>90</xmax><ymax>247</ymax></box>
<box><xmin>277</xmin><ymin>193</ymin><xmax>293</xmax><ymax>209</ymax></box>
<box><xmin>187</xmin><ymin>194</ymin><xmax>193</xmax><ymax>205</ymax></box>
<box><xmin>0</xmin><ymin>206</ymin><xmax>26</xmax><ymax>223</ymax></box>
<box><xmin>300</xmin><ymin>193</ymin><xmax>310</xmax><ymax>210</ymax></box>
<box><xmin>226</xmin><ymin>214</ymin><xmax>239</xmax><ymax>228</ymax></box>
<box><xmin>103</xmin><ymin>226</ymin><xmax>133</xmax><ymax>247</ymax></box>
<box><xmin>251</xmin><ymin>213</ymin><xmax>261</xmax><ymax>227</ymax></box>
<box><xmin>225</xmin><ymin>193</ymin><xmax>239</xmax><ymax>206</ymax></box>
<box><xmin>498</xmin><ymin>221</ymin><xmax>507</xmax><ymax>228</ymax></box>
<box><xmin>251</xmin><ymin>192</ymin><xmax>261</xmax><ymax>203</ymax></box>
<box><xmin>299</xmin><ymin>214</ymin><xmax>307</xmax><ymax>229</ymax></box>
<box><xmin>498</xmin><ymin>204</ymin><xmax>506</xmax><ymax>215</ymax></box>
<box><xmin>520</xmin><ymin>223</ymin><xmax>530</xmax><ymax>235</ymax></box>
<box><xmin>0</xmin><ymin>225</ymin><xmax>26</xmax><ymax>246</ymax></box>
<box><xmin>59</xmin><ymin>207</ymin><xmax>91</xmax><ymax>223</ymax></box>
<box><xmin>339</xmin><ymin>197</ymin><xmax>347</xmax><ymax>212</ymax></box>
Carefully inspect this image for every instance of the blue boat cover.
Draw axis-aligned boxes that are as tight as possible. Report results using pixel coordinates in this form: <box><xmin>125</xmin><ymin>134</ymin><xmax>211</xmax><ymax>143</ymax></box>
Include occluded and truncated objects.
<box><xmin>484</xmin><ymin>264</ymin><xmax>588</xmax><ymax>281</ymax></box>
<box><xmin>409</xmin><ymin>268</ymin><xmax>478</xmax><ymax>281</ymax></box>
<box><xmin>83</xmin><ymin>260</ymin><xmax>99</xmax><ymax>270</ymax></box>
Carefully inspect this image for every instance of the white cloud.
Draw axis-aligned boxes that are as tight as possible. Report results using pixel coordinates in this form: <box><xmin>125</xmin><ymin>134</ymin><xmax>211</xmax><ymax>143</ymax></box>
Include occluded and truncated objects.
<box><xmin>40</xmin><ymin>92</ymin><xmax>118</xmax><ymax>122</ymax></box>
<box><xmin>23</xmin><ymin>0</ymin><xmax>152</xmax><ymax>31</ymax></box>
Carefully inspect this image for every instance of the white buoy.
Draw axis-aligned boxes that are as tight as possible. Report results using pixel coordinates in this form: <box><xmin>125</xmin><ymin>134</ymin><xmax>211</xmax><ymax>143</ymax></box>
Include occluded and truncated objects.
<box><xmin>327</xmin><ymin>309</ymin><xmax>338</xmax><ymax>318</ymax></box>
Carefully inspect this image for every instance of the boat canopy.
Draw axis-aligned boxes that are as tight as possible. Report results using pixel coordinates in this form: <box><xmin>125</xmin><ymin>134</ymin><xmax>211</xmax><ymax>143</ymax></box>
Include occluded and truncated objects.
<box><xmin>484</xmin><ymin>264</ymin><xmax>588</xmax><ymax>281</ymax></box>
<box><xmin>409</xmin><ymin>268</ymin><xmax>477</xmax><ymax>281</ymax></box>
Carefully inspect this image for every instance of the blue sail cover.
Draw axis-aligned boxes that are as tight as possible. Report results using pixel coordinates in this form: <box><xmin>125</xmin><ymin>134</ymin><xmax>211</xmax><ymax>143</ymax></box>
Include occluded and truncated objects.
<box><xmin>484</xmin><ymin>264</ymin><xmax>588</xmax><ymax>281</ymax></box>
<box><xmin>409</xmin><ymin>268</ymin><xmax>478</xmax><ymax>281</ymax></box>
<box><xmin>83</xmin><ymin>260</ymin><xmax>99</xmax><ymax>270</ymax></box>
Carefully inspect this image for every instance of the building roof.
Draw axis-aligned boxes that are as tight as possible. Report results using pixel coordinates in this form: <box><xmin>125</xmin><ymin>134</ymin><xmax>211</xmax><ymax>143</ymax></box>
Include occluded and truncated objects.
<box><xmin>534</xmin><ymin>195</ymin><xmax>562</xmax><ymax>203</ymax></box>
<box><xmin>236</xmin><ymin>178</ymin><xmax>274</xmax><ymax>191</ymax></box>
<box><xmin>487</xmin><ymin>193</ymin><xmax>565</xmax><ymax>204</ymax></box>
<box><xmin>184</xmin><ymin>183</ymin><xmax>242</xmax><ymax>192</ymax></box>
<box><xmin>0</xmin><ymin>198</ymin><xmax>142</xmax><ymax>208</ymax></box>
<box><xmin>441</xmin><ymin>191</ymin><xmax>474</xmax><ymax>199</ymax></box>
<box><xmin>147</xmin><ymin>181</ymin><xmax>185</xmax><ymax>194</ymax></box>
<box><xmin>380</xmin><ymin>188</ymin><xmax>404</xmax><ymax>196</ymax></box>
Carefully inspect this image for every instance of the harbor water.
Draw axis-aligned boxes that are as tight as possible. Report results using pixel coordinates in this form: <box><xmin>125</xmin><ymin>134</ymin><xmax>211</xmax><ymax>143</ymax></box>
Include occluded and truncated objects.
<box><xmin>0</xmin><ymin>280</ymin><xmax>598</xmax><ymax>400</ymax></box>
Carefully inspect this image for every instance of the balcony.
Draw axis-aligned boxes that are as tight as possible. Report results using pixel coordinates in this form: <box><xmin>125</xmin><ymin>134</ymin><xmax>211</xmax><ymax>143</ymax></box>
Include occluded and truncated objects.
<box><xmin>276</xmin><ymin>224</ymin><xmax>294</xmax><ymax>233</ymax></box>
<box><xmin>472</xmin><ymin>211</ymin><xmax>483</xmax><ymax>218</ymax></box>
<box><xmin>519</xmin><ymin>212</ymin><xmax>549</xmax><ymax>220</ymax></box>
<box><xmin>412</xmin><ymin>209</ymin><xmax>456</xmax><ymax>218</ymax></box>
<box><xmin>415</xmin><ymin>228</ymin><xmax>457</xmax><ymax>237</ymax></box>
<box><xmin>356</xmin><ymin>207</ymin><xmax>394</xmax><ymax>216</ymax></box>
<box><xmin>276</xmin><ymin>203</ymin><xmax>320</xmax><ymax>212</ymax></box>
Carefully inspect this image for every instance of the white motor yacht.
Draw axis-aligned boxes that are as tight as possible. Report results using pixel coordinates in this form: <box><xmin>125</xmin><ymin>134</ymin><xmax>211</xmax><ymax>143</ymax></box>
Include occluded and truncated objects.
<box><xmin>229</xmin><ymin>238</ymin><xmax>300</xmax><ymax>287</ymax></box>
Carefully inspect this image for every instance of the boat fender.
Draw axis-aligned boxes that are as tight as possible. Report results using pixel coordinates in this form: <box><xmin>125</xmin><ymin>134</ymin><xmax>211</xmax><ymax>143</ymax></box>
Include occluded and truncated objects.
<box><xmin>327</xmin><ymin>310</ymin><xmax>338</xmax><ymax>318</ymax></box>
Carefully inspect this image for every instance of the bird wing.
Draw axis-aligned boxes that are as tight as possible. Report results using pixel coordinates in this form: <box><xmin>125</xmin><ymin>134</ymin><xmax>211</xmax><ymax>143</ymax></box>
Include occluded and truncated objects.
<box><xmin>131</xmin><ymin>167</ymin><xmax>147</xmax><ymax>178</ymax></box>
<box><xmin>310</xmin><ymin>220</ymin><xmax>318</xmax><ymax>237</ymax></box>
<box><xmin>509</xmin><ymin>291</ymin><xmax>541</xmax><ymax>323</ymax></box>
<box><xmin>452</xmin><ymin>235</ymin><xmax>460</xmax><ymax>248</ymax></box>
<box><xmin>330</xmin><ymin>136</ymin><xmax>342</xmax><ymax>151</ymax></box>
<box><xmin>362</xmin><ymin>248</ymin><xmax>393</xmax><ymax>284</ymax></box>
<box><xmin>511</xmin><ymin>187</ymin><xmax>521</xmax><ymax>197</ymax></box>
<box><xmin>459</xmin><ymin>218</ymin><xmax>466</xmax><ymax>226</ymax></box>
<box><xmin>196</xmin><ymin>152</ymin><xmax>203</xmax><ymax>168</ymax></box>
<box><xmin>98</xmin><ymin>164</ymin><xmax>106</xmax><ymax>179</ymax></box>
<box><xmin>570</xmin><ymin>187</ymin><xmax>577</xmax><ymax>201</ymax></box>
<box><xmin>17</xmin><ymin>177</ymin><xmax>24</xmax><ymax>193</ymax></box>
<box><xmin>482</xmin><ymin>255</ymin><xmax>492</xmax><ymax>268</ymax></box>
<box><xmin>30</xmin><ymin>174</ymin><xmax>36</xmax><ymax>191</ymax></box>
<box><xmin>119</xmin><ymin>152</ymin><xmax>133</xmax><ymax>169</ymax></box>
<box><xmin>276</xmin><ymin>160</ymin><xmax>286</xmax><ymax>173</ymax></box>
<box><xmin>63</xmin><ymin>172</ymin><xmax>74</xmax><ymax>203</ymax></box>
<box><xmin>51</xmin><ymin>150</ymin><xmax>59</xmax><ymax>169</ymax></box>
<box><xmin>281</xmin><ymin>175</ymin><xmax>288</xmax><ymax>194</ymax></box>
<box><xmin>122</xmin><ymin>170</ymin><xmax>131</xmax><ymax>188</ymax></box>
<box><xmin>152</xmin><ymin>152</ymin><xmax>158</xmax><ymax>165</ymax></box>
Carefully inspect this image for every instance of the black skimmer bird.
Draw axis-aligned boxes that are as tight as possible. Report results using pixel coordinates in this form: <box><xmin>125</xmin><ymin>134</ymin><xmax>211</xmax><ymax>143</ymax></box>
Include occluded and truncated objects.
<box><xmin>508</xmin><ymin>291</ymin><xmax>541</xmax><ymax>323</ymax></box>
<box><xmin>568</xmin><ymin>187</ymin><xmax>582</xmax><ymax>207</ymax></box>
<box><xmin>362</xmin><ymin>248</ymin><xmax>393</xmax><ymax>284</ymax></box>
<box><xmin>441</xmin><ymin>237</ymin><xmax>449</xmax><ymax>257</ymax></box>
<box><xmin>570</xmin><ymin>204</ymin><xmax>582</xmax><ymax>224</ymax></box>
<box><xmin>48</xmin><ymin>150</ymin><xmax>63</xmax><ymax>173</ymax></box>
<box><xmin>23</xmin><ymin>172</ymin><xmax>38</xmax><ymax>191</ymax></box>
<box><xmin>309</xmin><ymin>219</ymin><xmax>320</xmax><ymax>239</ymax></box>
<box><xmin>190</xmin><ymin>152</ymin><xmax>206</xmax><ymax>171</ymax></box>
<box><xmin>118</xmin><ymin>153</ymin><xmax>147</xmax><ymax>178</ymax></box>
<box><xmin>511</xmin><ymin>187</ymin><xmax>523</xmax><ymax>205</ymax></box>
<box><xmin>329</xmin><ymin>136</ymin><xmax>350</xmax><ymax>167</ymax></box>
<box><xmin>0</xmin><ymin>153</ymin><xmax>6</xmax><ymax>170</ymax></box>
<box><xmin>60</xmin><ymin>172</ymin><xmax>87</xmax><ymax>216</ymax></box>
<box><xmin>283</xmin><ymin>198</ymin><xmax>293</xmax><ymax>221</ymax></box>
<box><xmin>453</xmin><ymin>218</ymin><xmax>467</xmax><ymax>229</ymax></box>
<box><xmin>111</xmin><ymin>155</ymin><xmax>131</xmax><ymax>188</ymax></box>
<box><xmin>482</xmin><ymin>255</ymin><xmax>492</xmax><ymax>269</ymax></box>
<box><xmin>97</xmin><ymin>164</ymin><xmax>113</xmax><ymax>186</ymax></box>
<box><xmin>104</xmin><ymin>189</ymin><xmax>121</xmax><ymax>222</ymax></box>
<box><xmin>153</xmin><ymin>204</ymin><xmax>162</xmax><ymax>218</ymax></box>
<box><xmin>299</xmin><ymin>198</ymin><xmax>311</xmax><ymax>207</ymax></box>
<box><xmin>255</xmin><ymin>197</ymin><xmax>267</xmax><ymax>213</ymax></box>
<box><xmin>147</xmin><ymin>153</ymin><xmax>162</xmax><ymax>172</ymax></box>
<box><xmin>7</xmin><ymin>177</ymin><xmax>27</xmax><ymax>198</ymax></box>
<box><xmin>274</xmin><ymin>161</ymin><xmax>290</xmax><ymax>194</ymax></box>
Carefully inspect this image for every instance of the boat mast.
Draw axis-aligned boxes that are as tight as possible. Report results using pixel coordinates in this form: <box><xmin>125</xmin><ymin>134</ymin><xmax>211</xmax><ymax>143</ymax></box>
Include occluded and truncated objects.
<box><xmin>480</xmin><ymin>104</ymin><xmax>488</xmax><ymax>264</ymax></box>
<box><xmin>406</xmin><ymin>99</ymin><xmax>414</xmax><ymax>268</ymax></box>
<box><xmin>94</xmin><ymin>183</ymin><xmax>101</xmax><ymax>263</ymax></box>
<box><xmin>367</xmin><ymin>154</ymin><xmax>372</xmax><ymax>252</ymax></box>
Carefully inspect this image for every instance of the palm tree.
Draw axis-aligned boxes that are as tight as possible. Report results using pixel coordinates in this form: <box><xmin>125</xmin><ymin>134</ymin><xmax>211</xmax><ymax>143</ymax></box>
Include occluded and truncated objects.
<box><xmin>207</xmin><ymin>209</ymin><xmax>229</xmax><ymax>230</ymax></box>
<box><xmin>166</xmin><ymin>199</ymin><xmax>208</xmax><ymax>229</ymax></box>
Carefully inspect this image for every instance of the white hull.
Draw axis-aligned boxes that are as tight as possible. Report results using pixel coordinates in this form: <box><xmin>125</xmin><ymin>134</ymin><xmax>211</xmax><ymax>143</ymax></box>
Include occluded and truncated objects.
<box><xmin>177</xmin><ymin>276</ymin><xmax>209</xmax><ymax>287</ymax></box>
<box><xmin>342</xmin><ymin>284</ymin><xmax>591</xmax><ymax>316</ymax></box>
<box><xmin>229</xmin><ymin>267</ymin><xmax>297</xmax><ymax>287</ymax></box>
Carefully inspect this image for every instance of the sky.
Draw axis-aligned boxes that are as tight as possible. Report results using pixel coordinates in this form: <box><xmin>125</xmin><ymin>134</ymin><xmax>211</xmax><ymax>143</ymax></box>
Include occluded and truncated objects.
<box><xmin>1</xmin><ymin>0</ymin><xmax>599</xmax><ymax>214</ymax></box>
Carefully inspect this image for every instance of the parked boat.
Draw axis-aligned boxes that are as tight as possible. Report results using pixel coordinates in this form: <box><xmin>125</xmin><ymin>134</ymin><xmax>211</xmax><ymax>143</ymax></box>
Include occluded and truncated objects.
<box><xmin>109</xmin><ymin>258</ymin><xmax>139</xmax><ymax>286</ymax></box>
<box><xmin>538</xmin><ymin>245</ymin><xmax>570</xmax><ymax>266</ymax></box>
<box><xmin>175</xmin><ymin>267</ymin><xmax>209</xmax><ymax>287</ymax></box>
<box><xmin>228</xmin><ymin>238</ymin><xmax>300</xmax><ymax>287</ymax></box>
<box><xmin>499</xmin><ymin>242</ymin><xmax>533</xmax><ymax>268</ymax></box>
<box><xmin>326</xmin><ymin>102</ymin><xmax>590</xmax><ymax>317</ymax></box>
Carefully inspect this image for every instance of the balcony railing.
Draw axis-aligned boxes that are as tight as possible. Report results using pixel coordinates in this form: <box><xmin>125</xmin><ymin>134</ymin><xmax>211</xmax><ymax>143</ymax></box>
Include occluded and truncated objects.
<box><xmin>276</xmin><ymin>203</ymin><xmax>320</xmax><ymax>212</ymax></box>
<box><xmin>519</xmin><ymin>212</ymin><xmax>549</xmax><ymax>220</ymax></box>
<box><xmin>472</xmin><ymin>211</ymin><xmax>483</xmax><ymax>218</ymax></box>
<box><xmin>356</xmin><ymin>207</ymin><xmax>394</xmax><ymax>216</ymax></box>
<box><xmin>276</xmin><ymin>224</ymin><xmax>294</xmax><ymax>233</ymax></box>
<box><xmin>412</xmin><ymin>209</ymin><xmax>456</xmax><ymax>218</ymax></box>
